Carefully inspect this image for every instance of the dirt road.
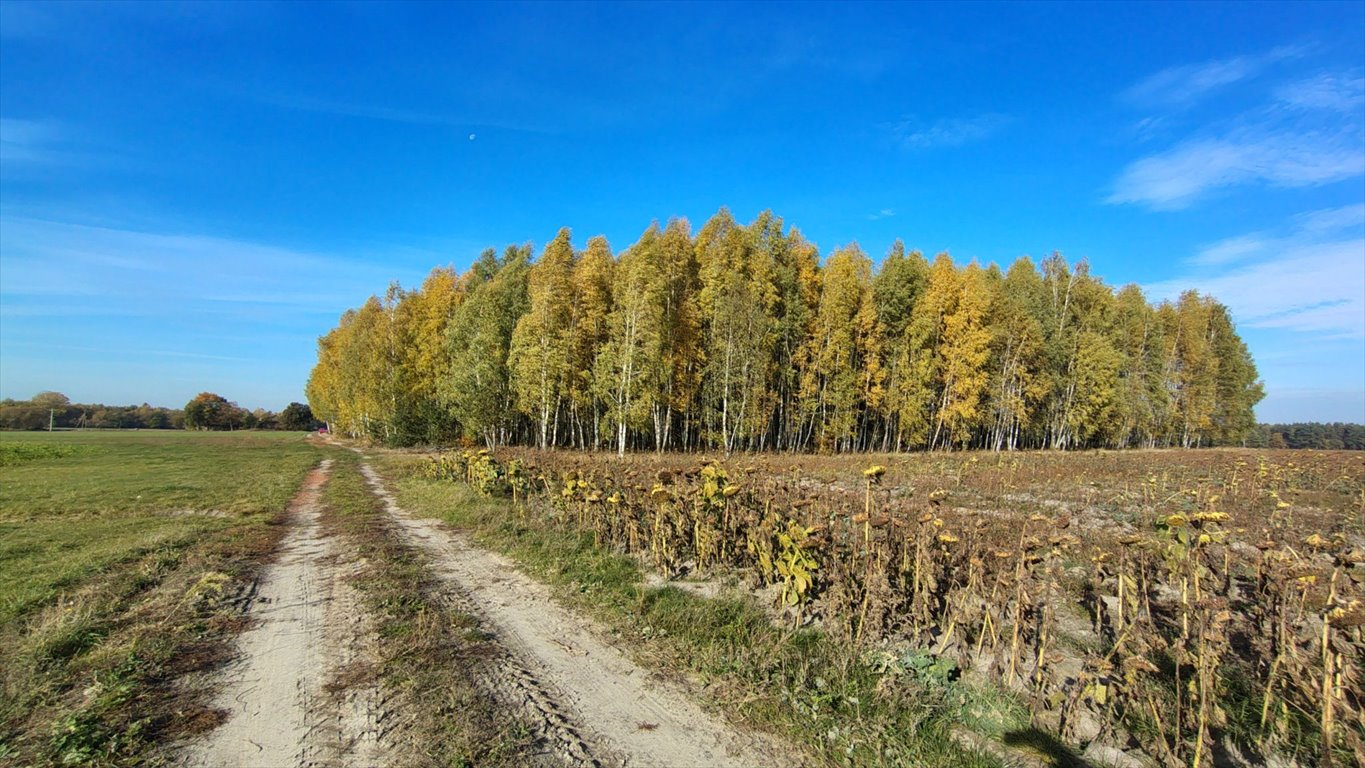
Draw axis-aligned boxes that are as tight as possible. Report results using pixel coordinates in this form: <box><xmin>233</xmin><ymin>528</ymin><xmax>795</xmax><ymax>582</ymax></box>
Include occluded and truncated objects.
<box><xmin>181</xmin><ymin>455</ymin><xmax>797</xmax><ymax>767</ymax></box>
<box><xmin>358</xmin><ymin>462</ymin><xmax>799</xmax><ymax>768</ymax></box>
<box><xmin>179</xmin><ymin>459</ymin><xmax>389</xmax><ymax>768</ymax></box>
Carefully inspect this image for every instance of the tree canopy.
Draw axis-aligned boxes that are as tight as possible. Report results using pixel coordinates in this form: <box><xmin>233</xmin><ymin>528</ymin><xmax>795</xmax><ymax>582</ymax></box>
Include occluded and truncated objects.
<box><xmin>183</xmin><ymin>392</ymin><xmax>249</xmax><ymax>431</ymax></box>
<box><xmin>0</xmin><ymin>394</ymin><xmax>183</xmax><ymax>431</ymax></box>
<box><xmin>307</xmin><ymin>209</ymin><xmax>1266</xmax><ymax>452</ymax></box>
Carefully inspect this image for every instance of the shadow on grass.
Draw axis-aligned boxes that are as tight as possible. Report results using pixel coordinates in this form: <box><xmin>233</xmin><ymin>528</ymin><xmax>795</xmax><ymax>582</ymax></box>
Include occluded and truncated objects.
<box><xmin>1003</xmin><ymin>728</ymin><xmax>1093</xmax><ymax>768</ymax></box>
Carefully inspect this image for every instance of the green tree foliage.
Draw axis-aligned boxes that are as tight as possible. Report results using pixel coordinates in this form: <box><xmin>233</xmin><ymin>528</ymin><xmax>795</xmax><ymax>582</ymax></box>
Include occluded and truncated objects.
<box><xmin>308</xmin><ymin>294</ymin><xmax>399</xmax><ymax>440</ymax></box>
<box><xmin>566</xmin><ymin>235</ymin><xmax>615</xmax><ymax>448</ymax></box>
<box><xmin>1253</xmin><ymin>423</ymin><xmax>1365</xmax><ymax>450</ymax></box>
<box><xmin>696</xmin><ymin>209</ymin><xmax>774</xmax><ymax>453</ymax></box>
<box><xmin>594</xmin><ymin>225</ymin><xmax>664</xmax><ymax>457</ymax></box>
<box><xmin>764</xmin><ymin>218</ymin><xmax>822</xmax><ymax>451</ymax></box>
<box><xmin>933</xmin><ymin>263</ymin><xmax>993</xmax><ymax>449</ymax></box>
<box><xmin>278</xmin><ymin>402</ymin><xmax>318</xmax><ymax>431</ymax></box>
<box><xmin>984</xmin><ymin>258</ymin><xmax>1049</xmax><ymax>450</ymax></box>
<box><xmin>0</xmin><ymin>394</ymin><xmax>184</xmax><ymax>430</ymax></box>
<box><xmin>652</xmin><ymin>219</ymin><xmax>703</xmax><ymax>451</ymax></box>
<box><xmin>801</xmin><ymin>244</ymin><xmax>881</xmax><ymax>451</ymax></box>
<box><xmin>444</xmin><ymin>246</ymin><xmax>532</xmax><ymax>448</ymax></box>
<box><xmin>0</xmin><ymin>393</ymin><xmax>314</xmax><ymax>433</ymax></box>
<box><xmin>873</xmin><ymin>242</ymin><xmax>929</xmax><ymax>450</ymax></box>
<box><xmin>30</xmin><ymin>391</ymin><xmax>71</xmax><ymax>410</ymax></box>
<box><xmin>894</xmin><ymin>253</ymin><xmax>958</xmax><ymax>449</ymax></box>
<box><xmin>392</xmin><ymin>266</ymin><xmax>465</xmax><ymax>444</ymax></box>
<box><xmin>510</xmin><ymin>228</ymin><xmax>576</xmax><ymax>448</ymax></box>
<box><xmin>309</xmin><ymin>210</ymin><xmax>1265</xmax><ymax>452</ymax></box>
<box><xmin>183</xmin><ymin>392</ymin><xmax>248</xmax><ymax>431</ymax></box>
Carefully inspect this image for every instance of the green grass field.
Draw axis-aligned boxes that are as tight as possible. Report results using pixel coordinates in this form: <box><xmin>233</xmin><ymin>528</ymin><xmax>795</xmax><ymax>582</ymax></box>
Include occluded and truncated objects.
<box><xmin>0</xmin><ymin>430</ymin><xmax>324</xmax><ymax>622</ymax></box>
<box><xmin>0</xmin><ymin>430</ymin><xmax>333</xmax><ymax>766</ymax></box>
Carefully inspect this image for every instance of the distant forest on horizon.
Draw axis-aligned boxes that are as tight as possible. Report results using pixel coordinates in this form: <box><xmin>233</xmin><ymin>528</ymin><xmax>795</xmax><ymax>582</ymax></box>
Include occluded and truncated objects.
<box><xmin>1</xmin><ymin>399</ymin><xmax>1359</xmax><ymax>450</ymax></box>
<box><xmin>306</xmin><ymin>209</ymin><xmax>1276</xmax><ymax>454</ymax></box>
<box><xmin>0</xmin><ymin>392</ymin><xmax>316</xmax><ymax>432</ymax></box>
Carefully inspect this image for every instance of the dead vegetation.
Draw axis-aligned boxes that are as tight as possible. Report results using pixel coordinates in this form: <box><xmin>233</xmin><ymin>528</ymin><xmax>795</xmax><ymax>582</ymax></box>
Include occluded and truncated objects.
<box><xmin>414</xmin><ymin>446</ymin><xmax>1364</xmax><ymax>767</ymax></box>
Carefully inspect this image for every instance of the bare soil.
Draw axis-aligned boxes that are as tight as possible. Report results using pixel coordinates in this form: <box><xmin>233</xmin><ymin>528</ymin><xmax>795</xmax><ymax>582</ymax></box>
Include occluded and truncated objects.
<box><xmin>178</xmin><ymin>459</ymin><xmax>390</xmax><ymax>768</ymax></box>
<box><xmin>358</xmin><ymin>462</ymin><xmax>803</xmax><ymax>768</ymax></box>
<box><xmin>178</xmin><ymin>452</ymin><xmax>802</xmax><ymax>767</ymax></box>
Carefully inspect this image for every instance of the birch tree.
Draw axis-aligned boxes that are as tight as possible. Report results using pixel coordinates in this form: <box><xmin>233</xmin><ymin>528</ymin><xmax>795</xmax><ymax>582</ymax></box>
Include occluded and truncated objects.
<box><xmin>510</xmin><ymin>228</ymin><xmax>575</xmax><ymax>448</ymax></box>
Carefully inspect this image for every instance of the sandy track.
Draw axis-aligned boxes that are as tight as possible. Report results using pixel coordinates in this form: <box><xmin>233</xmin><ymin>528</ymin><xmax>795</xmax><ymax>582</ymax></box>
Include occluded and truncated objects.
<box><xmin>180</xmin><ymin>459</ymin><xmax>388</xmax><ymax>768</ymax></box>
<box><xmin>359</xmin><ymin>463</ymin><xmax>801</xmax><ymax>768</ymax></box>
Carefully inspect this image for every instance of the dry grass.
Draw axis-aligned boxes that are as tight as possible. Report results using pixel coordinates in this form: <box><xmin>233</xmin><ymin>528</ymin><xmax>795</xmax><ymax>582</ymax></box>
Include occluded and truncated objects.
<box><xmin>318</xmin><ymin>452</ymin><xmax>539</xmax><ymax>767</ymax></box>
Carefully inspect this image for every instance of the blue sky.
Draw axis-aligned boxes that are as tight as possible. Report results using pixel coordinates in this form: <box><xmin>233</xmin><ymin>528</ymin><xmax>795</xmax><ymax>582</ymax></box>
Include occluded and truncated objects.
<box><xmin>1</xmin><ymin>1</ymin><xmax>1362</xmax><ymax>422</ymax></box>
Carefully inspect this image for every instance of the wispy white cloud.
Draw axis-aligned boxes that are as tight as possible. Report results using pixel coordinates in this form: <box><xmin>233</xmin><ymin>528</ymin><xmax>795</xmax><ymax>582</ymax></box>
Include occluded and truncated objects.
<box><xmin>257</xmin><ymin>93</ymin><xmax>555</xmax><ymax>135</ymax></box>
<box><xmin>1111</xmin><ymin>46</ymin><xmax>1364</xmax><ymax>211</ymax></box>
<box><xmin>1293</xmin><ymin>202</ymin><xmax>1365</xmax><ymax>233</ymax></box>
<box><xmin>0</xmin><ymin>117</ymin><xmax>131</xmax><ymax>174</ymax></box>
<box><xmin>1192</xmin><ymin>233</ymin><xmax>1268</xmax><ymax>266</ymax></box>
<box><xmin>1107</xmin><ymin>128</ymin><xmax>1365</xmax><ymax>209</ymax></box>
<box><xmin>1152</xmin><ymin>241</ymin><xmax>1363</xmax><ymax>337</ymax></box>
<box><xmin>0</xmin><ymin>216</ymin><xmax>398</xmax><ymax>312</ymax></box>
<box><xmin>1275</xmin><ymin>73</ymin><xmax>1365</xmax><ymax>112</ymax></box>
<box><xmin>866</xmin><ymin>208</ymin><xmax>895</xmax><ymax>221</ymax></box>
<box><xmin>0</xmin><ymin>215</ymin><xmax>423</xmax><ymax>406</ymax></box>
<box><xmin>890</xmin><ymin>114</ymin><xmax>1008</xmax><ymax>150</ymax></box>
<box><xmin>0</xmin><ymin>118</ymin><xmax>61</xmax><ymax>164</ymax></box>
<box><xmin>1109</xmin><ymin>62</ymin><xmax>1365</xmax><ymax>210</ymax></box>
<box><xmin>1146</xmin><ymin>205</ymin><xmax>1365</xmax><ymax>339</ymax></box>
<box><xmin>1121</xmin><ymin>46</ymin><xmax>1304</xmax><ymax>108</ymax></box>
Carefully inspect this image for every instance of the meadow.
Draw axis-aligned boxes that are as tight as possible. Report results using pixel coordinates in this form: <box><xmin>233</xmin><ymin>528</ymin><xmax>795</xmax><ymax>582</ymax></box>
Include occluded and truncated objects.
<box><xmin>0</xmin><ymin>430</ymin><xmax>331</xmax><ymax>766</ymax></box>
<box><xmin>396</xmin><ymin>446</ymin><xmax>1365</xmax><ymax>768</ymax></box>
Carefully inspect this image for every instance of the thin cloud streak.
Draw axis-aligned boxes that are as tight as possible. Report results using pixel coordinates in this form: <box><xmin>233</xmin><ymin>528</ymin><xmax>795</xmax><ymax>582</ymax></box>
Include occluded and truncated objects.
<box><xmin>0</xmin><ymin>117</ymin><xmax>65</xmax><ymax>165</ymax></box>
<box><xmin>1193</xmin><ymin>233</ymin><xmax>1268</xmax><ymax>266</ymax></box>
<box><xmin>257</xmin><ymin>93</ymin><xmax>556</xmax><ymax>135</ymax></box>
<box><xmin>1107</xmin><ymin>129</ymin><xmax>1364</xmax><ymax>209</ymax></box>
<box><xmin>1146</xmin><ymin>206</ymin><xmax>1365</xmax><ymax>339</ymax></box>
<box><xmin>1276</xmin><ymin>73</ymin><xmax>1365</xmax><ymax>112</ymax></box>
<box><xmin>1293</xmin><ymin>202</ymin><xmax>1365</xmax><ymax>233</ymax></box>
<box><xmin>1149</xmin><ymin>238</ymin><xmax>1364</xmax><ymax>336</ymax></box>
<box><xmin>1121</xmin><ymin>45</ymin><xmax>1304</xmax><ymax>108</ymax></box>
<box><xmin>890</xmin><ymin>114</ymin><xmax>1008</xmax><ymax>150</ymax></box>
<box><xmin>0</xmin><ymin>117</ymin><xmax>127</xmax><ymax>173</ymax></box>
<box><xmin>0</xmin><ymin>213</ymin><xmax>418</xmax><ymax>398</ymax></box>
<box><xmin>1111</xmin><ymin>50</ymin><xmax>1363</xmax><ymax>210</ymax></box>
<box><xmin>0</xmin><ymin>216</ymin><xmax>392</xmax><ymax>300</ymax></box>
<box><xmin>0</xmin><ymin>216</ymin><xmax>420</xmax><ymax>407</ymax></box>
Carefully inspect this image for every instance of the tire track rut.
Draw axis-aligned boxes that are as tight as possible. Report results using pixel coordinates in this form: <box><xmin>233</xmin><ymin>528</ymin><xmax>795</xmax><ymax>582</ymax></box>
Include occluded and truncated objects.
<box><xmin>359</xmin><ymin>462</ymin><xmax>799</xmax><ymax>768</ymax></box>
<box><xmin>180</xmin><ymin>459</ymin><xmax>390</xmax><ymax>768</ymax></box>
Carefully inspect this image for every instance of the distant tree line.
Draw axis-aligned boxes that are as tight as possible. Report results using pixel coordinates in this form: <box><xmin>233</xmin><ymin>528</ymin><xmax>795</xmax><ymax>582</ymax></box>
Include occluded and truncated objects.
<box><xmin>307</xmin><ymin>209</ymin><xmax>1264</xmax><ymax>453</ymax></box>
<box><xmin>0</xmin><ymin>391</ymin><xmax>184</xmax><ymax>430</ymax></box>
<box><xmin>1249</xmin><ymin>422</ymin><xmax>1365</xmax><ymax>450</ymax></box>
<box><xmin>0</xmin><ymin>391</ymin><xmax>319</xmax><ymax>432</ymax></box>
<box><xmin>180</xmin><ymin>393</ymin><xmax>319</xmax><ymax>431</ymax></box>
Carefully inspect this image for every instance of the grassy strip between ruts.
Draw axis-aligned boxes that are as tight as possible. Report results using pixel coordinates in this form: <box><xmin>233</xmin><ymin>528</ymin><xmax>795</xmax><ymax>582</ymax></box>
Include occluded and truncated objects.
<box><xmin>319</xmin><ymin>451</ymin><xmax>540</xmax><ymax>767</ymax></box>
<box><xmin>0</xmin><ymin>430</ymin><xmax>333</xmax><ymax>766</ymax></box>
<box><xmin>373</xmin><ymin>451</ymin><xmax>1018</xmax><ymax>768</ymax></box>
